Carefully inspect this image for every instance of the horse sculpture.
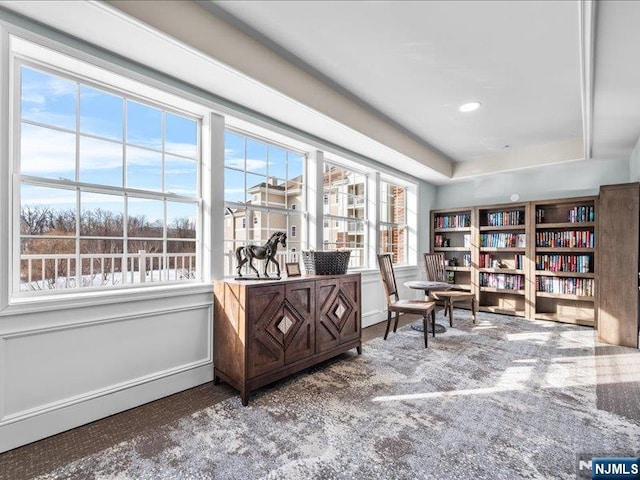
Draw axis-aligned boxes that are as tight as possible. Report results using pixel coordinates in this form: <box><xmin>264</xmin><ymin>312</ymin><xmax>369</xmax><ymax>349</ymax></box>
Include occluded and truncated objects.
<box><xmin>235</xmin><ymin>231</ymin><xmax>287</xmax><ymax>278</ymax></box>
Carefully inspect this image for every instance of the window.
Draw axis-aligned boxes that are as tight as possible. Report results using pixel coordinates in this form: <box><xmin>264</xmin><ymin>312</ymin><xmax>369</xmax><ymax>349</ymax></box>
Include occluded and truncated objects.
<box><xmin>322</xmin><ymin>162</ymin><xmax>367</xmax><ymax>268</ymax></box>
<box><xmin>16</xmin><ymin>64</ymin><xmax>202</xmax><ymax>293</ymax></box>
<box><xmin>224</xmin><ymin>130</ymin><xmax>306</xmax><ymax>276</ymax></box>
<box><xmin>323</xmin><ymin>194</ymin><xmax>329</xmax><ymax>205</ymax></box>
<box><xmin>379</xmin><ymin>180</ymin><xmax>407</xmax><ymax>264</ymax></box>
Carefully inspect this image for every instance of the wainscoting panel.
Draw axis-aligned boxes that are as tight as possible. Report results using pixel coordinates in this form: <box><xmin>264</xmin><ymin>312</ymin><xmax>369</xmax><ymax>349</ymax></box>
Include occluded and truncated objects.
<box><xmin>2</xmin><ymin>305</ymin><xmax>211</xmax><ymax>420</ymax></box>
<box><xmin>0</xmin><ymin>291</ymin><xmax>213</xmax><ymax>452</ymax></box>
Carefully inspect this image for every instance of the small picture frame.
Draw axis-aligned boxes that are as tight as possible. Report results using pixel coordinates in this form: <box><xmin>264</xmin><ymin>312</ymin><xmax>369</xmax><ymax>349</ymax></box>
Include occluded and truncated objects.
<box><xmin>285</xmin><ymin>262</ymin><xmax>301</xmax><ymax>277</ymax></box>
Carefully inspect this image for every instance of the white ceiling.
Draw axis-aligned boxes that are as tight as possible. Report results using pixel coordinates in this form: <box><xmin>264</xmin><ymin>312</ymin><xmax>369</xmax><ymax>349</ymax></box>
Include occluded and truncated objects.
<box><xmin>1</xmin><ymin>0</ymin><xmax>639</xmax><ymax>182</ymax></box>
<box><xmin>212</xmin><ymin>0</ymin><xmax>584</xmax><ymax>163</ymax></box>
<box><xmin>209</xmin><ymin>0</ymin><xmax>640</xmax><ymax>170</ymax></box>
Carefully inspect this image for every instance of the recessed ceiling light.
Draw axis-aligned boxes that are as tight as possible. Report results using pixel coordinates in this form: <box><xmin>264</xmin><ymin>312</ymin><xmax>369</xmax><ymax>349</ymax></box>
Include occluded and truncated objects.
<box><xmin>459</xmin><ymin>102</ymin><xmax>482</xmax><ymax>113</ymax></box>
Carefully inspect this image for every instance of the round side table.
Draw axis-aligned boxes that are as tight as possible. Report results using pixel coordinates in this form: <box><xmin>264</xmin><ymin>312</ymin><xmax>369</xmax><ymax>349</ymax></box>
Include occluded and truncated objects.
<box><xmin>403</xmin><ymin>280</ymin><xmax>453</xmax><ymax>333</ymax></box>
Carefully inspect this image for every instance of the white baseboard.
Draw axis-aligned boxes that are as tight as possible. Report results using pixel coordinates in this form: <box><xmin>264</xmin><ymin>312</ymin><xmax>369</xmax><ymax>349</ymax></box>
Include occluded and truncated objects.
<box><xmin>0</xmin><ymin>363</ymin><xmax>212</xmax><ymax>453</ymax></box>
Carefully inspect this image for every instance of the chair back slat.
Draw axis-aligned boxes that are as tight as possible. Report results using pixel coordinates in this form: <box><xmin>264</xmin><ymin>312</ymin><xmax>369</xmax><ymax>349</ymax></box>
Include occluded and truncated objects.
<box><xmin>424</xmin><ymin>253</ymin><xmax>447</xmax><ymax>282</ymax></box>
<box><xmin>377</xmin><ymin>254</ymin><xmax>399</xmax><ymax>304</ymax></box>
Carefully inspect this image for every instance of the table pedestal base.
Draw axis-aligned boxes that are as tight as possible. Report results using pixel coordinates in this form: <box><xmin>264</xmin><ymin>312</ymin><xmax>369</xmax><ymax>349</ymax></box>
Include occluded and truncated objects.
<box><xmin>410</xmin><ymin>321</ymin><xmax>447</xmax><ymax>334</ymax></box>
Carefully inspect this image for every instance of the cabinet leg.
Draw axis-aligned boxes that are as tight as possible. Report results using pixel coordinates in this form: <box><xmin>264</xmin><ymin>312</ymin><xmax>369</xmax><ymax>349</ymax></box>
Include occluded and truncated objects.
<box><xmin>213</xmin><ymin>375</ymin><xmax>220</xmax><ymax>385</ymax></box>
<box><xmin>241</xmin><ymin>389</ymin><xmax>250</xmax><ymax>406</ymax></box>
<box><xmin>356</xmin><ymin>344</ymin><xmax>362</xmax><ymax>355</ymax></box>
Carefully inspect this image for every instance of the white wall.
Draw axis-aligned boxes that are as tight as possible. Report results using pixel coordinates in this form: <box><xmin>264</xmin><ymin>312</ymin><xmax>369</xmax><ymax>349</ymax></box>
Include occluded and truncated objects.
<box><xmin>436</xmin><ymin>158</ymin><xmax>629</xmax><ymax>208</ymax></box>
<box><xmin>630</xmin><ymin>136</ymin><xmax>640</xmax><ymax>182</ymax></box>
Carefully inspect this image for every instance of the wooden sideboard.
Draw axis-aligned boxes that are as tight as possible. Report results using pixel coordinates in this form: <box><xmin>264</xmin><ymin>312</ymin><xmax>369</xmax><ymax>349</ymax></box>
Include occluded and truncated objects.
<box><xmin>213</xmin><ymin>273</ymin><xmax>362</xmax><ymax>405</ymax></box>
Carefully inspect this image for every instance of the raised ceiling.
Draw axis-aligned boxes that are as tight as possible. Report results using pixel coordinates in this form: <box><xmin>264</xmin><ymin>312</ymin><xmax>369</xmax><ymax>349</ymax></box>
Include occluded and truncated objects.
<box><xmin>1</xmin><ymin>0</ymin><xmax>639</xmax><ymax>183</ymax></box>
<box><xmin>212</xmin><ymin>0</ymin><xmax>583</xmax><ymax>163</ymax></box>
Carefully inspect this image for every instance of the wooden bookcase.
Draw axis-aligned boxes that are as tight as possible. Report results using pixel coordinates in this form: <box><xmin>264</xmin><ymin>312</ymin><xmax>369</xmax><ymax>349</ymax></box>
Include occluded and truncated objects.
<box><xmin>477</xmin><ymin>203</ymin><xmax>529</xmax><ymax>317</ymax></box>
<box><xmin>430</xmin><ymin>195</ymin><xmax>598</xmax><ymax>327</ymax></box>
<box><xmin>430</xmin><ymin>208</ymin><xmax>474</xmax><ymax>291</ymax></box>
<box><xmin>532</xmin><ymin>197</ymin><xmax>596</xmax><ymax>326</ymax></box>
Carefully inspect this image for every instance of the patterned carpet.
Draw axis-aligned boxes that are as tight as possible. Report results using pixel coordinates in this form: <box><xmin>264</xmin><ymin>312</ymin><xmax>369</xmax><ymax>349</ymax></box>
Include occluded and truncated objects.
<box><xmin>37</xmin><ymin>312</ymin><xmax>640</xmax><ymax>480</ymax></box>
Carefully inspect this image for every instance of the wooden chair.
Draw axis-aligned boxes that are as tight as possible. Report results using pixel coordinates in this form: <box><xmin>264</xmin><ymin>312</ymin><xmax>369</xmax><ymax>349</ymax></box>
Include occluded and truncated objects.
<box><xmin>377</xmin><ymin>254</ymin><xmax>436</xmax><ymax>348</ymax></box>
<box><xmin>424</xmin><ymin>253</ymin><xmax>477</xmax><ymax>326</ymax></box>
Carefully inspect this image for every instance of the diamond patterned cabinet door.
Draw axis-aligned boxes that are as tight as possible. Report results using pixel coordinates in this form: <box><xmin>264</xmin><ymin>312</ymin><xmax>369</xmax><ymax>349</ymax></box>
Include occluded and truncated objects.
<box><xmin>316</xmin><ymin>277</ymin><xmax>360</xmax><ymax>352</ymax></box>
<box><xmin>283</xmin><ymin>281</ymin><xmax>315</xmax><ymax>365</ymax></box>
<box><xmin>248</xmin><ymin>285</ymin><xmax>286</xmax><ymax>379</ymax></box>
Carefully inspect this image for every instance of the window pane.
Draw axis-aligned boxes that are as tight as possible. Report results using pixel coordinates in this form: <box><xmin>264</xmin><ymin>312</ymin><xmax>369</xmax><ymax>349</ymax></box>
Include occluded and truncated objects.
<box><xmin>288</xmin><ymin>153</ymin><xmax>304</xmax><ymax>182</ymax></box>
<box><xmin>165</xmin><ymin>155</ymin><xmax>197</xmax><ymax>197</ymax></box>
<box><xmin>322</xmin><ymin>218</ymin><xmax>365</xmax><ymax>268</ymax></box>
<box><xmin>21</xmin><ymin>66</ymin><xmax>76</xmax><ymax>131</ymax></box>
<box><xmin>126</xmin><ymin>146</ymin><xmax>162</xmax><ymax>191</ymax></box>
<box><xmin>127</xmin><ymin>100</ymin><xmax>162</xmax><ymax>150</ymax></box>
<box><xmin>224</xmin><ymin>131</ymin><xmax>245</xmax><ymax>169</ymax></box>
<box><xmin>21</xmin><ymin>123</ymin><xmax>76</xmax><ymax>181</ymax></box>
<box><xmin>246</xmin><ymin>138</ymin><xmax>267</xmax><ymax>175</ymax></box>
<box><xmin>127</xmin><ymin>240</ymin><xmax>164</xmax><ymax>283</ymax></box>
<box><xmin>80</xmin><ymin>191</ymin><xmax>124</xmax><ymax>237</ymax></box>
<box><xmin>167</xmin><ymin>241</ymin><xmax>196</xmax><ymax>281</ymax></box>
<box><xmin>79</xmin><ymin>136</ymin><xmax>122</xmax><ymax>187</ymax></box>
<box><xmin>80</xmin><ymin>239</ymin><xmax>124</xmax><ymax>287</ymax></box>
<box><xmin>21</xmin><ymin>184</ymin><xmax>76</xmax><ymax>235</ymax></box>
<box><xmin>224</xmin><ymin>168</ymin><xmax>245</xmax><ymax>203</ymax></box>
<box><xmin>20</xmin><ymin>238</ymin><xmax>76</xmax><ymax>291</ymax></box>
<box><xmin>127</xmin><ymin>197</ymin><xmax>163</xmax><ymax>237</ymax></box>
<box><xmin>266</xmin><ymin>180</ymin><xmax>287</xmax><ymax>208</ymax></box>
<box><xmin>224</xmin><ymin>206</ymin><xmax>248</xmax><ymax>242</ymax></box>
<box><xmin>246</xmin><ymin>173</ymin><xmax>266</xmax><ymax>204</ymax></box>
<box><xmin>286</xmin><ymin>181</ymin><xmax>303</xmax><ymax>209</ymax></box>
<box><xmin>268</xmin><ymin>146</ymin><xmax>286</xmax><ymax>179</ymax></box>
<box><xmin>165</xmin><ymin>113</ymin><xmax>197</xmax><ymax>158</ymax></box>
<box><xmin>167</xmin><ymin>201</ymin><xmax>197</xmax><ymax>239</ymax></box>
<box><xmin>80</xmin><ymin>85</ymin><xmax>123</xmax><ymax>141</ymax></box>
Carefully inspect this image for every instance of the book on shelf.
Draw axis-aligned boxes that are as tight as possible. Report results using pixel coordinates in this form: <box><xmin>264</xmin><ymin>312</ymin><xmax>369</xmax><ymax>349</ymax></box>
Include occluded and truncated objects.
<box><xmin>481</xmin><ymin>233</ymin><xmax>526</xmax><ymax>248</ymax></box>
<box><xmin>463</xmin><ymin>234</ymin><xmax>470</xmax><ymax>248</ymax></box>
<box><xmin>480</xmin><ymin>272</ymin><xmax>523</xmax><ymax>290</ymax></box>
<box><xmin>568</xmin><ymin>205</ymin><xmax>595</xmax><ymax>223</ymax></box>
<box><xmin>536</xmin><ymin>276</ymin><xmax>594</xmax><ymax>296</ymax></box>
<box><xmin>486</xmin><ymin>210</ymin><xmax>524</xmax><ymax>227</ymax></box>
<box><xmin>535</xmin><ymin>254</ymin><xmax>591</xmax><ymax>273</ymax></box>
<box><xmin>435</xmin><ymin>213</ymin><xmax>470</xmax><ymax>229</ymax></box>
<box><xmin>536</xmin><ymin>230</ymin><xmax>594</xmax><ymax>248</ymax></box>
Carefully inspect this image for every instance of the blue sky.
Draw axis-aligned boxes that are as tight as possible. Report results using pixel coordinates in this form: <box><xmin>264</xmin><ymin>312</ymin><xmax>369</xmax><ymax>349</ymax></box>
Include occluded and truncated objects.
<box><xmin>20</xmin><ymin>66</ymin><xmax>198</xmax><ymax>228</ymax></box>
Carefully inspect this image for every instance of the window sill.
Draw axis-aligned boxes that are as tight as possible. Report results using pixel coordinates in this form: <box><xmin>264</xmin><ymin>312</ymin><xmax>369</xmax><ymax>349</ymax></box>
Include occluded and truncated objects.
<box><xmin>0</xmin><ymin>282</ymin><xmax>214</xmax><ymax>317</ymax></box>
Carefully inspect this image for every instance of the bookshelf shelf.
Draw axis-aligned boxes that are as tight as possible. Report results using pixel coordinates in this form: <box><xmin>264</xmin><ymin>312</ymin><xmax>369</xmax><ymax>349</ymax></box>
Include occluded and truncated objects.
<box><xmin>479</xmin><ymin>306</ymin><xmax>526</xmax><ymax>317</ymax></box>
<box><xmin>434</xmin><ymin>227</ymin><xmax>471</xmax><ymax>233</ymax></box>
<box><xmin>534</xmin><ymin>312</ymin><xmax>594</xmax><ymax>327</ymax></box>
<box><xmin>535</xmin><ymin>271</ymin><xmax>594</xmax><ymax>278</ymax></box>
<box><xmin>536</xmin><ymin>222</ymin><xmax>595</xmax><ymax>229</ymax></box>
<box><xmin>431</xmin><ymin>194</ymin><xmax>598</xmax><ymax>327</ymax></box>
<box><xmin>536</xmin><ymin>247</ymin><xmax>594</xmax><ymax>253</ymax></box>
<box><xmin>479</xmin><ymin>225</ymin><xmax>525</xmax><ymax>231</ymax></box>
<box><xmin>479</xmin><ymin>268</ymin><xmax>524</xmax><ymax>274</ymax></box>
<box><xmin>536</xmin><ymin>292</ymin><xmax>595</xmax><ymax>302</ymax></box>
<box><xmin>480</xmin><ymin>287</ymin><xmax>525</xmax><ymax>295</ymax></box>
<box><xmin>480</xmin><ymin>247</ymin><xmax>526</xmax><ymax>253</ymax></box>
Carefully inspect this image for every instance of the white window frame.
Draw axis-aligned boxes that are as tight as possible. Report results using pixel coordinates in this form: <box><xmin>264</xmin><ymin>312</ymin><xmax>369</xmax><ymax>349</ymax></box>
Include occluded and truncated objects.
<box><xmin>379</xmin><ymin>179</ymin><xmax>408</xmax><ymax>265</ymax></box>
<box><xmin>321</xmin><ymin>160</ymin><xmax>369</xmax><ymax>269</ymax></box>
<box><xmin>222</xmin><ymin>128</ymin><xmax>308</xmax><ymax>277</ymax></box>
<box><xmin>7</xmin><ymin>34</ymin><xmax>214</xmax><ymax>302</ymax></box>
